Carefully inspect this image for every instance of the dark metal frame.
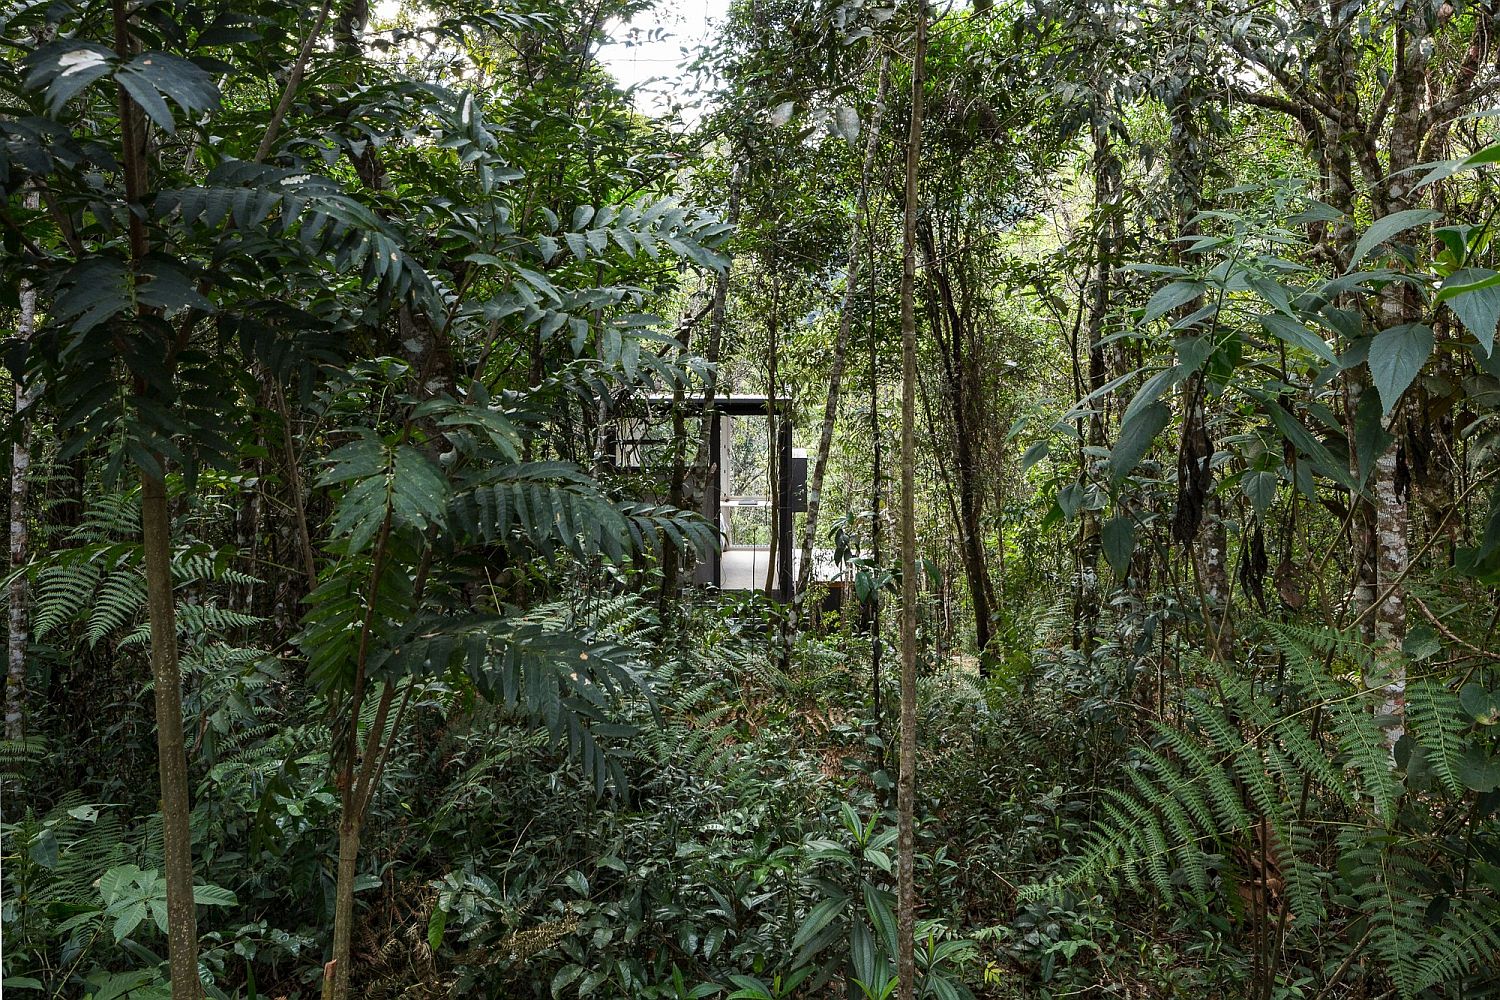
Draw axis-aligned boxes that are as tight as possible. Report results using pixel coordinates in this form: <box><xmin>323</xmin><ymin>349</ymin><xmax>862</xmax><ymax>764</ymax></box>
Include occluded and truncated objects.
<box><xmin>647</xmin><ymin>394</ymin><xmax>793</xmax><ymax>602</ymax></box>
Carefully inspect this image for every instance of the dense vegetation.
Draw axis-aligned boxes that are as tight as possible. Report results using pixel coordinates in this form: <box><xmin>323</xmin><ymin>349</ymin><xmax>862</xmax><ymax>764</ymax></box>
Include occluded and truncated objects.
<box><xmin>5</xmin><ymin>0</ymin><xmax>1500</xmax><ymax>997</ymax></box>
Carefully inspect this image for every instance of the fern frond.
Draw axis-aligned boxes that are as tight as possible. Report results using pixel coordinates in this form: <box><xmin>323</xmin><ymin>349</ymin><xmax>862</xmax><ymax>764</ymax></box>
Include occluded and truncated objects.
<box><xmin>33</xmin><ymin>561</ymin><xmax>102</xmax><ymax>638</ymax></box>
<box><xmin>1406</xmin><ymin>678</ymin><xmax>1467</xmax><ymax>798</ymax></box>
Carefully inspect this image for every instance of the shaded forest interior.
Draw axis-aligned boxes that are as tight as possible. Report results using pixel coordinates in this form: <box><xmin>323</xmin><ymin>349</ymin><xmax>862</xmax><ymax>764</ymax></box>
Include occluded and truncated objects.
<box><xmin>7</xmin><ymin>0</ymin><xmax>1500</xmax><ymax>998</ymax></box>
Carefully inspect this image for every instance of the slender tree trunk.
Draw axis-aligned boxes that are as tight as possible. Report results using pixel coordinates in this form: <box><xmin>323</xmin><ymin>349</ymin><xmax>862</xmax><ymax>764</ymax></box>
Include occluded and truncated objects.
<box><xmin>1076</xmin><ymin>113</ymin><xmax>1119</xmax><ymax>655</ymax></box>
<box><xmin>323</xmin><ymin>512</ymin><xmax>395</xmax><ymax>1000</ymax></box>
<box><xmin>764</xmin><ymin>293</ymin><xmax>781</xmax><ymax>596</ymax></box>
<box><xmin>1362</xmin><ymin>7</ymin><xmax>1428</xmax><ymax>752</ymax></box>
<box><xmin>114</xmin><ymin>0</ymin><xmax>200</xmax><ymax>990</ymax></box>
<box><xmin>916</xmin><ymin>221</ymin><xmax>994</xmax><ymax>664</ymax></box>
<box><xmin>1166</xmin><ymin>86</ymin><xmax>1232</xmax><ymax>653</ymax></box>
<box><xmin>896</xmin><ymin>2</ymin><xmax>927</xmax><ymax>995</ymax></box>
<box><xmin>7</xmin><ymin>268</ymin><xmax>39</xmax><ymax>742</ymax></box>
<box><xmin>140</xmin><ymin>471</ymin><xmax>201</xmax><ymax>997</ymax></box>
<box><xmin>324</xmin><ymin>797</ymin><xmax>364</xmax><ymax>998</ymax></box>
<box><xmin>796</xmin><ymin>56</ymin><xmax>892</xmax><ymax>602</ymax></box>
<box><xmin>690</xmin><ymin>165</ymin><xmax>742</xmax><ymax>548</ymax></box>
<box><xmin>868</xmin><ymin>199</ymin><xmax>885</xmax><ymax>753</ymax></box>
<box><xmin>661</xmin><ymin>300</ymin><xmax>699</xmax><ymax>614</ymax></box>
<box><xmin>326</xmin><ymin>816</ymin><xmax>362</xmax><ymax>995</ymax></box>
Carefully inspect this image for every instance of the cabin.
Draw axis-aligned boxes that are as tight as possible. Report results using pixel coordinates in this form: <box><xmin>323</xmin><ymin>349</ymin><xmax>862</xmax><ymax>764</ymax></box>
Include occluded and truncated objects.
<box><xmin>617</xmin><ymin>394</ymin><xmax>847</xmax><ymax>601</ymax></box>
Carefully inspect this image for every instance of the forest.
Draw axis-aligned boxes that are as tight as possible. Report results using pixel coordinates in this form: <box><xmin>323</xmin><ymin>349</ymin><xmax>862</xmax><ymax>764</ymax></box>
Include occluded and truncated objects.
<box><xmin>4</xmin><ymin>0</ymin><xmax>1500</xmax><ymax>996</ymax></box>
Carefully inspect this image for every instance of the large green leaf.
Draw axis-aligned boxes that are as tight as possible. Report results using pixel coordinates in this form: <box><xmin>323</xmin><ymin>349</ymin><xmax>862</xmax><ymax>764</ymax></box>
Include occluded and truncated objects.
<box><xmin>1122</xmin><ymin>366</ymin><xmax>1183</xmax><ymax>424</ymax></box>
<box><xmin>1241</xmin><ymin>469</ymin><xmax>1278</xmax><ymax>516</ymax></box>
<box><xmin>1109</xmin><ymin>401</ymin><xmax>1170</xmax><ymax>484</ymax></box>
<box><xmin>1349</xmin><ymin>209</ymin><xmax>1441</xmax><ymax>267</ymax></box>
<box><xmin>1352</xmin><ymin>387</ymin><xmax>1394</xmax><ymax>488</ymax></box>
<box><xmin>1458</xmin><ymin>746</ymin><xmax>1500</xmax><ymax>792</ymax></box>
<box><xmin>1144</xmin><ymin>280</ymin><xmax>1206</xmax><ymax>323</ymax></box>
<box><xmin>1248</xmin><ymin>388</ymin><xmax>1360</xmax><ymax>493</ymax></box>
<box><xmin>1439</xmin><ymin>268</ymin><xmax>1500</xmax><ymax>355</ymax></box>
<box><xmin>1102</xmin><ymin>516</ymin><xmax>1135</xmax><ymax>578</ymax></box>
<box><xmin>114</xmin><ymin>52</ymin><xmax>220</xmax><ymax>132</ymax></box>
<box><xmin>1260</xmin><ymin>314</ymin><xmax>1338</xmax><ymax>365</ymax></box>
<box><xmin>1368</xmin><ymin>323</ymin><xmax>1433</xmax><ymax>414</ymax></box>
<box><xmin>21</xmin><ymin>42</ymin><xmax>117</xmax><ymax>112</ymax></box>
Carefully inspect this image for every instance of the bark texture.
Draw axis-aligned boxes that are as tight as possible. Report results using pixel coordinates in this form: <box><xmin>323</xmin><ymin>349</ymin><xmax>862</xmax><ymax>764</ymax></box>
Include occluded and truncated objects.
<box><xmin>896</xmin><ymin>3</ymin><xmax>927</xmax><ymax>995</ymax></box>
<box><xmin>114</xmin><ymin>0</ymin><xmax>201</xmax><ymax>989</ymax></box>
<box><xmin>7</xmin><ymin>270</ymin><xmax>39</xmax><ymax>742</ymax></box>
<box><xmin>140</xmin><ymin>471</ymin><xmax>201</xmax><ymax>997</ymax></box>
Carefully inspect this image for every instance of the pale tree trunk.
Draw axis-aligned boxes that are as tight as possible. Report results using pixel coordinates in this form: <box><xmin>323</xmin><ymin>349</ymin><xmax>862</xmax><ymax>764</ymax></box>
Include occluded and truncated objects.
<box><xmin>7</xmin><ymin>266</ymin><xmax>39</xmax><ymax>742</ymax></box>
<box><xmin>1235</xmin><ymin>0</ymin><xmax>1476</xmax><ymax>759</ymax></box>
<box><xmin>896</xmin><ymin>1</ymin><xmax>927</xmax><ymax>996</ymax></box>
<box><xmin>1362</xmin><ymin>5</ymin><xmax>1430</xmax><ymax>753</ymax></box>
<box><xmin>795</xmin><ymin>56</ymin><xmax>892</xmax><ymax>604</ymax></box>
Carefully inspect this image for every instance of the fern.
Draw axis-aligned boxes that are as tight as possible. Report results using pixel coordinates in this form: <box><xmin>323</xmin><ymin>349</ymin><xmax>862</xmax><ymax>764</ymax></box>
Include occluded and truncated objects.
<box><xmin>448</xmin><ymin>462</ymin><xmax>716</xmax><ymax>567</ymax></box>
<box><xmin>1406</xmin><ymin>678</ymin><xmax>1468</xmax><ymax>797</ymax></box>
<box><xmin>31</xmin><ymin>492</ymin><xmax>262</xmax><ymax>647</ymax></box>
<box><xmin>87</xmin><ymin>567</ymin><xmax>146</xmax><ymax>644</ymax></box>
<box><xmin>33</xmin><ymin>560</ymin><xmax>103</xmax><ymax>638</ymax></box>
<box><xmin>1023</xmin><ymin>620</ymin><xmax>1500</xmax><ymax>996</ymax></box>
<box><xmin>119</xmin><ymin>604</ymin><xmax>264</xmax><ymax>648</ymax></box>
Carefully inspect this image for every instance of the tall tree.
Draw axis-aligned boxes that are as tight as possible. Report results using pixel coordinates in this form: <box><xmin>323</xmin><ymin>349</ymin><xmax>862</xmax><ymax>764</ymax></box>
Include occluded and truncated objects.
<box><xmin>1229</xmin><ymin>0</ymin><xmax>1500</xmax><ymax>749</ymax></box>
<box><xmin>796</xmin><ymin>55</ymin><xmax>892</xmax><ymax>602</ymax></box>
<box><xmin>896</xmin><ymin>0</ymin><xmax>927</xmax><ymax>995</ymax></box>
<box><xmin>7</xmin><ymin>249</ymin><xmax>38</xmax><ymax>743</ymax></box>
<box><xmin>111</xmin><ymin>1</ymin><xmax>201</xmax><ymax>989</ymax></box>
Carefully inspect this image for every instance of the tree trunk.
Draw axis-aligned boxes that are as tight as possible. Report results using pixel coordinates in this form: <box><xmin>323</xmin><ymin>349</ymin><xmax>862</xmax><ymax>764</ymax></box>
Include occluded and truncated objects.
<box><xmin>1361</xmin><ymin>6</ymin><xmax>1429</xmax><ymax>752</ymax></box>
<box><xmin>7</xmin><ymin>266</ymin><xmax>38</xmax><ymax>742</ymax></box>
<box><xmin>1075</xmin><ymin>113</ymin><xmax>1119</xmax><ymax>655</ymax></box>
<box><xmin>796</xmin><ymin>55</ymin><xmax>892</xmax><ymax>602</ymax></box>
<box><xmin>916</xmin><ymin>221</ymin><xmax>994</xmax><ymax>664</ymax></box>
<box><xmin>896</xmin><ymin>2</ymin><xmax>927</xmax><ymax>995</ymax></box>
<box><xmin>140</xmin><ymin>471</ymin><xmax>201</xmax><ymax>998</ymax></box>
<box><xmin>690</xmin><ymin>166</ymin><xmax>742</xmax><ymax>555</ymax></box>
<box><xmin>323</xmin><ymin>814</ymin><xmax>363</xmax><ymax>999</ymax></box>
<box><xmin>1166</xmin><ymin>87</ymin><xmax>1232</xmax><ymax>653</ymax></box>
<box><xmin>764</xmin><ymin>293</ymin><xmax>781</xmax><ymax>596</ymax></box>
<box><xmin>323</xmin><ymin>516</ymin><xmax>401</xmax><ymax>1000</ymax></box>
<box><xmin>114</xmin><ymin>0</ymin><xmax>201</xmax><ymax>988</ymax></box>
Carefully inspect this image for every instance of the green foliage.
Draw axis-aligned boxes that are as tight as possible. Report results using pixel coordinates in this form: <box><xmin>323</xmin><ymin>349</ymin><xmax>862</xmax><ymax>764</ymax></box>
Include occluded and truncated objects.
<box><xmin>1025</xmin><ymin>622</ymin><xmax>1500</xmax><ymax>996</ymax></box>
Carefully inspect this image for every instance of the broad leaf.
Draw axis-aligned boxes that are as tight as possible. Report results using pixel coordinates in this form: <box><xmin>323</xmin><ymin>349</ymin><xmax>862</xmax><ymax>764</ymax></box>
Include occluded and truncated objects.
<box><xmin>1460</xmin><ymin>684</ymin><xmax>1500</xmax><ymax>725</ymax></box>
<box><xmin>1439</xmin><ymin>268</ymin><xmax>1500</xmax><ymax>355</ymax></box>
<box><xmin>1260</xmin><ymin>314</ymin><xmax>1338</xmax><ymax>365</ymax></box>
<box><xmin>115</xmin><ymin>52</ymin><xmax>220</xmax><ymax>132</ymax></box>
<box><xmin>1349</xmin><ymin>209</ymin><xmax>1441</xmax><ymax>267</ymax></box>
<box><xmin>1368</xmin><ymin>323</ymin><xmax>1433</xmax><ymax>414</ymax></box>
<box><xmin>1352</xmin><ymin>387</ymin><xmax>1394</xmax><ymax>488</ymax></box>
<box><xmin>1144</xmin><ymin>280</ymin><xmax>1206</xmax><ymax>324</ymax></box>
<box><xmin>1249</xmin><ymin>388</ymin><xmax>1360</xmax><ymax>493</ymax></box>
<box><xmin>1241</xmin><ymin>469</ymin><xmax>1278</xmax><ymax>516</ymax></box>
<box><xmin>1122</xmin><ymin>366</ymin><xmax>1182</xmax><ymax>425</ymax></box>
<box><xmin>1102</xmin><ymin>516</ymin><xmax>1135</xmax><ymax>578</ymax></box>
<box><xmin>1458</xmin><ymin>746</ymin><xmax>1500</xmax><ymax>792</ymax></box>
<box><xmin>1109</xmin><ymin>401</ymin><xmax>1170</xmax><ymax>484</ymax></box>
<box><xmin>21</xmin><ymin>42</ymin><xmax>117</xmax><ymax>113</ymax></box>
